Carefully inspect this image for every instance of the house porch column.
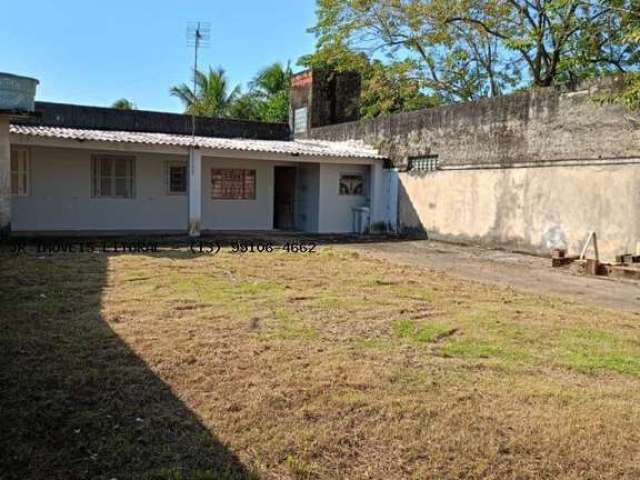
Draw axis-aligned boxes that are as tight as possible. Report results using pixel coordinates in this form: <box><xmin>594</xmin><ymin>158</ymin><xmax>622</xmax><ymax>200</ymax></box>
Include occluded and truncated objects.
<box><xmin>188</xmin><ymin>148</ymin><xmax>202</xmax><ymax>237</ymax></box>
<box><xmin>369</xmin><ymin>160</ymin><xmax>386</xmax><ymax>229</ymax></box>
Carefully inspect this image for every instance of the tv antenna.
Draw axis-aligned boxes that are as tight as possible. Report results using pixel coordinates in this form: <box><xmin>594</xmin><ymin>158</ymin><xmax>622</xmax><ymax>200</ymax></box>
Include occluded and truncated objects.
<box><xmin>186</xmin><ymin>21</ymin><xmax>210</xmax><ymax>137</ymax></box>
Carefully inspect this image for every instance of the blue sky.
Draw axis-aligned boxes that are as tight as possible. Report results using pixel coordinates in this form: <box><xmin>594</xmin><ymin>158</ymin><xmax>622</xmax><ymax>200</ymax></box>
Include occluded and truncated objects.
<box><xmin>1</xmin><ymin>0</ymin><xmax>317</xmax><ymax>112</ymax></box>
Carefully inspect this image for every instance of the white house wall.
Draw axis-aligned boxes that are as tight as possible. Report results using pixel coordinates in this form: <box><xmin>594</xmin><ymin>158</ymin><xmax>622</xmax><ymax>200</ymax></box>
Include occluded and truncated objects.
<box><xmin>11</xmin><ymin>144</ymin><xmax>381</xmax><ymax>234</ymax></box>
<box><xmin>13</xmin><ymin>146</ymin><xmax>188</xmax><ymax>232</ymax></box>
<box><xmin>200</xmin><ymin>156</ymin><xmax>276</xmax><ymax>231</ymax></box>
<box><xmin>317</xmin><ymin>163</ymin><xmax>369</xmax><ymax>233</ymax></box>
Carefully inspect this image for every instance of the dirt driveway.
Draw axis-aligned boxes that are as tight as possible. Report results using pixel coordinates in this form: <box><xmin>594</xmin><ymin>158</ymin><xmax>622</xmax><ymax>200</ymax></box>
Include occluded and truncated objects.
<box><xmin>343</xmin><ymin>240</ymin><xmax>640</xmax><ymax>312</ymax></box>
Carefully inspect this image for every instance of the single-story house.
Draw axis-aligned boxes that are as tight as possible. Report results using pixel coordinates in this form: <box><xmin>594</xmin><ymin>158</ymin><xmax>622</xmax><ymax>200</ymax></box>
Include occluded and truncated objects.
<box><xmin>5</xmin><ymin>101</ymin><xmax>393</xmax><ymax>236</ymax></box>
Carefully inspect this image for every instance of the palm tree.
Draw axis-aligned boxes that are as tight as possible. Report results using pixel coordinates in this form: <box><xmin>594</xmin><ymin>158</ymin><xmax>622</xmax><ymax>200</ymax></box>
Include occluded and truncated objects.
<box><xmin>248</xmin><ymin>62</ymin><xmax>292</xmax><ymax>122</ymax></box>
<box><xmin>170</xmin><ymin>67</ymin><xmax>240</xmax><ymax>118</ymax></box>
<box><xmin>111</xmin><ymin>98</ymin><xmax>136</xmax><ymax>110</ymax></box>
<box><xmin>250</xmin><ymin>62</ymin><xmax>292</xmax><ymax>98</ymax></box>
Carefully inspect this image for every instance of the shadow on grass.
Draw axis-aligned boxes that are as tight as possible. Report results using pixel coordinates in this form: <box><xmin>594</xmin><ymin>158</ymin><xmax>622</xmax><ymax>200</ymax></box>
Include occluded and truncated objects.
<box><xmin>0</xmin><ymin>250</ymin><xmax>255</xmax><ymax>480</ymax></box>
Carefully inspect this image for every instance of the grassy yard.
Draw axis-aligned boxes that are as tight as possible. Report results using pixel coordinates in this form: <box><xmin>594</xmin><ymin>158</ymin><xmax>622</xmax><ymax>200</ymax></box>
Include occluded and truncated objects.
<box><xmin>1</xmin><ymin>245</ymin><xmax>640</xmax><ymax>479</ymax></box>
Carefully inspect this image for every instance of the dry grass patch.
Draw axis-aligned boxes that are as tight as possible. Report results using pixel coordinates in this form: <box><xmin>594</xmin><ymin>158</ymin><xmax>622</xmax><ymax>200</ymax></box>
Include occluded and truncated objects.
<box><xmin>1</xmin><ymin>246</ymin><xmax>640</xmax><ymax>479</ymax></box>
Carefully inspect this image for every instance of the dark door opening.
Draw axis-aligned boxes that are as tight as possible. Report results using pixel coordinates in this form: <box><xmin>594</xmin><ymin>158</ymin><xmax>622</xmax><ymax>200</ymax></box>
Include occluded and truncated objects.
<box><xmin>274</xmin><ymin>167</ymin><xmax>296</xmax><ymax>230</ymax></box>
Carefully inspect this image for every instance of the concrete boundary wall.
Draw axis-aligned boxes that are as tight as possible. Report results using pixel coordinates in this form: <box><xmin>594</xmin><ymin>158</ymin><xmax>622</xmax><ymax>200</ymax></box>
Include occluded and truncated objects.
<box><xmin>309</xmin><ymin>77</ymin><xmax>640</xmax><ymax>259</ymax></box>
<box><xmin>399</xmin><ymin>164</ymin><xmax>640</xmax><ymax>260</ymax></box>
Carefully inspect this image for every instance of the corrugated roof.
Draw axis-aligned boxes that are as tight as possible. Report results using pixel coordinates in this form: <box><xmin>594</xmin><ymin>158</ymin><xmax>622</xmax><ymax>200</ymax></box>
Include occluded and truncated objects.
<box><xmin>10</xmin><ymin>125</ymin><xmax>384</xmax><ymax>159</ymax></box>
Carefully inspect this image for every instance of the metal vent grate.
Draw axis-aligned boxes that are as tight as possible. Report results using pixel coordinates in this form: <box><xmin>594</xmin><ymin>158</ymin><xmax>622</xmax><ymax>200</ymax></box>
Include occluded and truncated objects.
<box><xmin>410</xmin><ymin>155</ymin><xmax>439</xmax><ymax>172</ymax></box>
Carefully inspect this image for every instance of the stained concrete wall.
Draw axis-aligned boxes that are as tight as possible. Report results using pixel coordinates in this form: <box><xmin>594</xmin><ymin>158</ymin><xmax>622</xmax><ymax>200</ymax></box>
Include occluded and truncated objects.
<box><xmin>290</xmin><ymin>70</ymin><xmax>361</xmax><ymax>138</ymax></box>
<box><xmin>309</xmin><ymin>77</ymin><xmax>640</xmax><ymax>259</ymax></box>
<box><xmin>308</xmin><ymin>77</ymin><xmax>639</xmax><ymax>169</ymax></box>
<box><xmin>0</xmin><ymin>118</ymin><xmax>9</xmax><ymax>235</ymax></box>
<box><xmin>399</xmin><ymin>166</ymin><xmax>640</xmax><ymax>260</ymax></box>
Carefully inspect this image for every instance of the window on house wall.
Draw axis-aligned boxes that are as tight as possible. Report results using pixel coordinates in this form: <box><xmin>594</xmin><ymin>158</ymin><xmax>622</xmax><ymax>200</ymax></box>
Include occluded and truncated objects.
<box><xmin>339</xmin><ymin>174</ymin><xmax>365</xmax><ymax>196</ymax></box>
<box><xmin>167</xmin><ymin>161</ymin><xmax>187</xmax><ymax>194</ymax></box>
<box><xmin>294</xmin><ymin>106</ymin><xmax>308</xmax><ymax>133</ymax></box>
<box><xmin>11</xmin><ymin>148</ymin><xmax>30</xmax><ymax>197</ymax></box>
<box><xmin>211</xmin><ymin>169</ymin><xmax>256</xmax><ymax>200</ymax></box>
<box><xmin>91</xmin><ymin>155</ymin><xmax>136</xmax><ymax>198</ymax></box>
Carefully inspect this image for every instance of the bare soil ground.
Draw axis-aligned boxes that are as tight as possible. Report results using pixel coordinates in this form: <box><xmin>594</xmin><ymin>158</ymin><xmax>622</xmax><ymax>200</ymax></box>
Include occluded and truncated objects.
<box><xmin>1</xmin><ymin>245</ymin><xmax>640</xmax><ymax>479</ymax></box>
<box><xmin>345</xmin><ymin>239</ymin><xmax>640</xmax><ymax>312</ymax></box>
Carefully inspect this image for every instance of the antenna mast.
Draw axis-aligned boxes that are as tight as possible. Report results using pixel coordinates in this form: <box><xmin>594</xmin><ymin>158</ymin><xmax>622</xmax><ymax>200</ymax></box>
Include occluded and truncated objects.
<box><xmin>186</xmin><ymin>21</ymin><xmax>210</xmax><ymax>138</ymax></box>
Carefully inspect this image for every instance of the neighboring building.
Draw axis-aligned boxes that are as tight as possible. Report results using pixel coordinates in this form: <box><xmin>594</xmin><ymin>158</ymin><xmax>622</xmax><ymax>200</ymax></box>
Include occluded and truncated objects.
<box><xmin>2</xmin><ymin>86</ymin><xmax>394</xmax><ymax>236</ymax></box>
<box><xmin>289</xmin><ymin>69</ymin><xmax>361</xmax><ymax>138</ymax></box>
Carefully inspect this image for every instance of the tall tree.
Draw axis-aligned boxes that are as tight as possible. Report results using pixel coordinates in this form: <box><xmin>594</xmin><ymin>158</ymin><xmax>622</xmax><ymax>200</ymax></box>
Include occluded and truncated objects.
<box><xmin>170</xmin><ymin>67</ymin><xmax>240</xmax><ymax>118</ymax></box>
<box><xmin>306</xmin><ymin>0</ymin><xmax>520</xmax><ymax>103</ymax></box>
<box><xmin>111</xmin><ymin>98</ymin><xmax>136</xmax><ymax>110</ymax></box>
<box><xmin>604</xmin><ymin>3</ymin><xmax>640</xmax><ymax>110</ymax></box>
<box><xmin>444</xmin><ymin>0</ymin><xmax>639</xmax><ymax>87</ymax></box>
<box><xmin>250</xmin><ymin>62</ymin><xmax>292</xmax><ymax>97</ymax></box>
<box><xmin>307</xmin><ymin>0</ymin><xmax>639</xmax><ymax>107</ymax></box>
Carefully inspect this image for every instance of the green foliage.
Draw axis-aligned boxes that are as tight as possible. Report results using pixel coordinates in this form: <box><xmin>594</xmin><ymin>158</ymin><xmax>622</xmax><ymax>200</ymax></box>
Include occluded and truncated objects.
<box><xmin>620</xmin><ymin>74</ymin><xmax>640</xmax><ymax>110</ymax></box>
<box><xmin>245</xmin><ymin>62</ymin><xmax>292</xmax><ymax>122</ymax></box>
<box><xmin>170</xmin><ymin>66</ymin><xmax>241</xmax><ymax>118</ymax></box>
<box><xmin>393</xmin><ymin>319</ymin><xmax>455</xmax><ymax>343</ymax></box>
<box><xmin>171</xmin><ymin>62</ymin><xmax>291</xmax><ymax>122</ymax></box>
<box><xmin>111</xmin><ymin>98</ymin><xmax>136</xmax><ymax>110</ymax></box>
<box><xmin>301</xmin><ymin>48</ymin><xmax>440</xmax><ymax>118</ymax></box>
<box><xmin>595</xmin><ymin>73</ymin><xmax>640</xmax><ymax>111</ymax></box>
<box><xmin>592</xmin><ymin>9</ymin><xmax>640</xmax><ymax>110</ymax></box>
<box><xmin>305</xmin><ymin>0</ymin><xmax>640</xmax><ymax>115</ymax></box>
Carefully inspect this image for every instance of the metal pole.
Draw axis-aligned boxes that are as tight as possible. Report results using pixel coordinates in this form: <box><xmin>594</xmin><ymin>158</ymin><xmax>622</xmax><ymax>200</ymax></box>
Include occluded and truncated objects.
<box><xmin>191</xmin><ymin>22</ymin><xmax>200</xmax><ymax>139</ymax></box>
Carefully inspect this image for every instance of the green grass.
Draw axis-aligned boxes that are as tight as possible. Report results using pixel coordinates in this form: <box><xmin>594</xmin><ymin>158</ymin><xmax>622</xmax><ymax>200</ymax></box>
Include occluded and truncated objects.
<box><xmin>393</xmin><ymin>319</ymin><xmax>455</xmax><ymax>343</ymax></box>
<box><xmin>559</xmin><ymin>328</ymin><xmax>640</xmax><ymax>376</ymax></box>
<box><xmin>440</xmin><ymin>338</ymin><xmax>532</xmax><ymax>364</ymax></box>
<box><xmin>3</xmin><ymin>247</ymin><xmax>640</xmax><ymax>479</ymax></box>
<box><xmin>260</xmin><ymin>308</ymin><xmax>318</xmax><ymax>341</ymax></box>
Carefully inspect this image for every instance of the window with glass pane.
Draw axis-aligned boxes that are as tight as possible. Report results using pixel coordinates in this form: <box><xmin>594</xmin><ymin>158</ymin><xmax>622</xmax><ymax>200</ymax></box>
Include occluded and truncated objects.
<box><xmin>211</xmin><ymin>169</ymin><xmax>256</xmax><ymax>200</ymax></box>
<box><xmin>167</xmin><ymin>163</ymin><xmax>187</xmax><ymax>194</ymax></box>
<box><xmin>10</xmin><ymin>148</ymin><xmax>30</xmax><ymax>197</ymax></box>
<box><xmin>91</xmin><ymin>155</ymin><xmax>135</xmax><ymax>198</ymax></box>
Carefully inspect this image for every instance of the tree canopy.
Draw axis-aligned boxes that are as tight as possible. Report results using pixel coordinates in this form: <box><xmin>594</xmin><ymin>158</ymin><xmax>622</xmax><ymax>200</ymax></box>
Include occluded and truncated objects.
<box><xmin>170</xmin><ymin>62</ymin><xmax>291</xmax><ymax>122</ymax></box>
<box><xmin>170</xmin><ymin>67</ymin><xmax>241</xmax><ymax>118</ymax></box>
<box><xmin>111</xmin><ymin>98</ymin><xmax>136</xmax><ymax>110</ymax></box>
<box><xmin>303</xmin><ymin>0</ymin><xmax>640</xmax><ymax>113</ymax></box>
<box><xmin>230</xmin><ymin>62</ymin><xmax>292</xmax><ymax>122</ymax></box>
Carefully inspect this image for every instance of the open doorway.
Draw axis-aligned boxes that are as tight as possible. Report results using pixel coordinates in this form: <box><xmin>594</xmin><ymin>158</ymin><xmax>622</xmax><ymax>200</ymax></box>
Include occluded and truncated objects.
<box><xmin>273</xmin><ymin>166</ymin><xmax>296</xmax><ymax>230</ymax></box>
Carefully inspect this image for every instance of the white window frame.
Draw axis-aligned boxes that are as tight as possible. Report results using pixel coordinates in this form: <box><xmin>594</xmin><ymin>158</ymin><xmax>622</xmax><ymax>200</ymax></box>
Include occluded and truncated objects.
<box><xmin>166</xmin><ymin>161</ymin><xmax>187</xmax><ymax>195</ymax></box>
<box><xmin>11</xmin><ymin>147</ymin><xmax>30</xmax><ymax>197</ymax></box>
<box><xmin>91</xmin><ymin>154</ymin><xmax>136</xmax><ymax>199</ymax></box>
